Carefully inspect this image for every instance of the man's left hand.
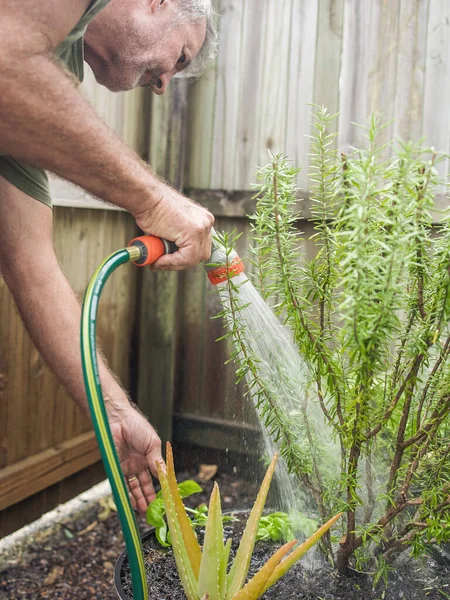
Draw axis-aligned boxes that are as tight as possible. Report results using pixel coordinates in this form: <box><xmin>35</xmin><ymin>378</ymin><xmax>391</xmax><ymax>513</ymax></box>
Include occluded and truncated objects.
<box><xmin>109</xmin><ymin>406</ymin><xmax>164</xmax><ymax>516</ymax></box>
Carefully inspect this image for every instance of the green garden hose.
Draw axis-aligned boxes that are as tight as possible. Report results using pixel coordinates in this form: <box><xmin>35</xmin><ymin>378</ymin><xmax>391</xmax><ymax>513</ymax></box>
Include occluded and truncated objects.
<box><xmin>80</xmin><ymin>233</ymin><xmax>244</xmax><ymax>599</ymax></box>
<box><xmin>81</xmin><ymin>245</ymin><xmax>148</xmax><ymax>600</ymax></box>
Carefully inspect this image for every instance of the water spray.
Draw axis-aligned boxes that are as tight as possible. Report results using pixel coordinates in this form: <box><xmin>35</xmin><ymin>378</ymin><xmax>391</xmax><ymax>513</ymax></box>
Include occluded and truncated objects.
<box><xmin>80</xmin><ymin>229</ymin><xmax>243</xmax><ymax>600</ymax></box>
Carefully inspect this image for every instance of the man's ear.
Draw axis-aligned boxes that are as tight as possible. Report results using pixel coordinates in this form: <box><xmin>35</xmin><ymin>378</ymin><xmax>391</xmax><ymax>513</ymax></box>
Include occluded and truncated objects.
<box><xmin>149</xmin><ymin>0</ymin><xmax>167</xmax><ymax>14</ymax></box>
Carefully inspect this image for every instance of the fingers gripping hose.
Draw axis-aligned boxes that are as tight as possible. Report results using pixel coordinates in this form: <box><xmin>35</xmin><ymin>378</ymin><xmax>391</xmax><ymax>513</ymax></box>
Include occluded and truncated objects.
<box><xmin>81</xmin><ymin>233</ymin><xmax>244</xmax><ymax>599</ymax></box>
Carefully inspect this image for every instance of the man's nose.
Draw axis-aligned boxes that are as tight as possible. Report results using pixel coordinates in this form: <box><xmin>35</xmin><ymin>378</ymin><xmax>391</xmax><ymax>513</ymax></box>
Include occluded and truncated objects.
<box><xmin>152</xmin><ymin>73</ymin><xmax>173</xmax><ymax>95</ymax></box>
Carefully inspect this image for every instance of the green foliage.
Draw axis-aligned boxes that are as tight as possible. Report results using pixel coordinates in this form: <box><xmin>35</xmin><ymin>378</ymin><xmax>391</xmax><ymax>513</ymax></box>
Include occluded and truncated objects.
<box><xmin>217</xmin><ymin>106</ymin><xmax>450</xmax><ymax>577</ymax></box>
<box><xmin>147</xmin><ymin>480</ymin><xmax>288</xmax><ymax>547</ymax></box>
<box><xmin>146</xmin><ymin>480</ymin><xmax>203</xmax><ymax>546</ymax></box>
<box><xmin>157</xmin><ymin>443</ymin><xmax>341</xmax><ymax>600</ymax></box>
<box><xmin>256</xmin><ymin>512</ymin><xmax>294</xmax><ymax>542</ymax></box>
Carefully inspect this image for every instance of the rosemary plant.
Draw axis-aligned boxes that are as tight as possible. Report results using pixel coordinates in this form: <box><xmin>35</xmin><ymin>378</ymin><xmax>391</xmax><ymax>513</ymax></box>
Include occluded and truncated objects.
<box><xmin>217</xmin><ymin>107</ymin><xmax>450</xmax><ymax>575</ymax></box>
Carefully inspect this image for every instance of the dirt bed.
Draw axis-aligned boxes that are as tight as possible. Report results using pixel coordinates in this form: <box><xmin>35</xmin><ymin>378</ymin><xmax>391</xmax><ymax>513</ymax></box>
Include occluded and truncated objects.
<box><xmin>121</xmin><ymin>514</ymin><xmax>450</xmax><ymax>600</ymax></box>
<box><xmin>1</xmin><ymin>469</ymin><xmax>449</xmax><ymax>600</ymax></box>
<box><xmin>0</xmin><ymin>470</ymin><xmax>259</xmax><ymax>600</ymax></box>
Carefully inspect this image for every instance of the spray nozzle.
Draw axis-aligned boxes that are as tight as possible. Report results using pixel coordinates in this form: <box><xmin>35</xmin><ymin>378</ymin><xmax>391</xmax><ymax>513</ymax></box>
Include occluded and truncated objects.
<box><xmin>206</xmin><ymin>230</ymin><xmax>245</xmax><ymax>285</ymax></box>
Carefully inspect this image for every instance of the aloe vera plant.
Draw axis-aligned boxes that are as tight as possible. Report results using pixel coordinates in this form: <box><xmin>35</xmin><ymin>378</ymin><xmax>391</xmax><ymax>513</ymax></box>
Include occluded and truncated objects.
<box><xmin>156</xmin><ymin>442</ymin><xmax>342</xmax><ymax>600</ymax></box>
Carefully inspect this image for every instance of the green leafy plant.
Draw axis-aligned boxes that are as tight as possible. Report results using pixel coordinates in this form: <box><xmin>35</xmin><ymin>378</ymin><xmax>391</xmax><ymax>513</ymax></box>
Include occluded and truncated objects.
<box><xmin>147</xmin><ymin>480</ymin><xmax>203</xmax><ymax>546</ymax></box>
<box><xmin>256</xmin><ymin>512</ymin><xmax>293</xmax><ymax>542</ymax></box>
<box><xmin>217</xmin><ymin>107</ymin><xmax>450</xmax><ymax>576</ymax></box>
<box><xmin>147</xmin><ymin>481</ymin><xmax>280</xmax><ymax>547</ymax></box>
<box><xmin>156</xmin><ymin>442</ymin><xmax>341</xmax><ymax>600</ymax></box>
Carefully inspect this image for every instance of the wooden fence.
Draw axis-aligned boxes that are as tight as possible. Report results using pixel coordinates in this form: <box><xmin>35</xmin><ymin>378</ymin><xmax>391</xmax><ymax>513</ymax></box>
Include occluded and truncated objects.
<box><xmin>2</xmin><ymin>0</ymin><xmax>450</xmax><ymax>536</ymax></box>
<box><xmin>0</xmin><ymin>208</ymin><xmax>138</xmax><ymax>536</ymax></box>
<box><xmin>181</xmin><ymin>0</ymin><xmax>450</xmax><ymax>192</ymax></box>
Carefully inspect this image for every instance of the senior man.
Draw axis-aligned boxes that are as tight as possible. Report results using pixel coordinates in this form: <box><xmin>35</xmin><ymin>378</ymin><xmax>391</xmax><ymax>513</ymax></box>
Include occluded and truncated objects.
<box><xmin>0</xmin><ymin>0</ymin><xmax>217</xmax><ymax>515</ymax></box>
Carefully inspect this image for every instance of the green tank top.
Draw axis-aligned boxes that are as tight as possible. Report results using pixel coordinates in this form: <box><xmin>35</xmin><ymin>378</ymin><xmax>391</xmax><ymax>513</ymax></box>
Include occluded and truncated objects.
<box><xmin>0</xmin><ymin>0</ymin><xmax>110</xmax><ymax>208</ymax></box>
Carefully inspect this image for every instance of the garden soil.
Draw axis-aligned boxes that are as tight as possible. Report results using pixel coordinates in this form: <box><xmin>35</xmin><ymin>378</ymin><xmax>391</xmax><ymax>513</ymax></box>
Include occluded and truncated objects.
<box><xmin>1</xmin><ymin>469</ymin><xmax>448</xmax><ymax>600</ymax></box>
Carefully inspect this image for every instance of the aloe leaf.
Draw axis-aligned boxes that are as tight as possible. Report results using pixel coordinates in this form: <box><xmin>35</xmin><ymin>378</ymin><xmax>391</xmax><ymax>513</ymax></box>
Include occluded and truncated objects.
<box><xmin>198</xmin><ymin>482</ymin><xmax>223</xmax><ymax>600</ymax></box>
<box><xmin>166</xmin><ymin>442</ymin><xmax>202</xmax><ymax>578</ymax></box>
<box><xmin>219</xmin><ymin>538</ymin><xmax>232</xmax><ymax>599</ymax></box>
<box><xmin>157</xmin><ymin>462</ymin><xmax>198</xmax><ymax>600</ymax></box>
<box><xmin>231</xmin><ymin>540</ymin><xmax>296</xmax><ymax>600</ymax></box>
<box><xmin>227</xmin><ymin>454</ymin><xmax>278</xmax><ymax>599</ymax></box>
<box><xmin>262</xmin><ymin>512</ymin><xmax>343</xmax><ymax>594</ymax></box>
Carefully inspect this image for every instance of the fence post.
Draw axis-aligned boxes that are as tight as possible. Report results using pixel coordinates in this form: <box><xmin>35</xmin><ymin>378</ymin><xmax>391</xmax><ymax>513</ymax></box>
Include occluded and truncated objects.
<box><xmin>136</xmin><ymin>80</ymin><xmax>188</xmax><ymax>444</ymax></box>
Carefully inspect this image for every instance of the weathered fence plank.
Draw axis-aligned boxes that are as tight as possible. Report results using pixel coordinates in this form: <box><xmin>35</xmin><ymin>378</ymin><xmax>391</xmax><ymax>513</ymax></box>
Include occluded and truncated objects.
<box><xmin>137</xmin><ymin>81</ymin><xmax>189</xmax><ymax>443</ymax></box>
<box><xmin>367</xmin><ymin>0</ymin><xmax>401</xmax><ymax>146</ymax></box>
<box><xmin>210</xmin><ymin>0</ymin><xmax>246</xmax><ymax>189</ymax></box>
<box><xmin>234</xmin><ymin>0</ymin><xmax>268</xmax><ymax>190</ymax></box>
<box><xmin>286</xmin><ymin>0</ymin><xmax>319</xmax><ymax>190</ymax></box>
<box><xmin>253</xmin><ymin>0</ymin><xmax>293</xmax><ymax>185</ymax></box>
<box><xmin>393</xmin><ymin>0</ymin><xmax>429</xmax><ymax>141</ymax></box>
<box><xmin>313</xmin><ymin>0</ymin><xmax>345</xmax><ymax>136</ymax></box>
<box><xmin>181</xmin><ymin>0</ymin><xmax>449</xmax><ymax>192</ymax></box>
<box><xmin>0</xmin><ymin>209</ymin><xmax>137</xmax><ymax>517</ymax></box>
<box><xmin>0</xmin><ymin>432</ymin><xmax>100</xmax><ymax>511</ymax></box>
<box><xmin>422</xmin><ymin>1</ymin><xmax>450</xmax><ymax>187</ymax></box>
<box><xmin>338</xmin><ymin>0</ymin><xmax>375</xmax><ymax>151</ymax></box>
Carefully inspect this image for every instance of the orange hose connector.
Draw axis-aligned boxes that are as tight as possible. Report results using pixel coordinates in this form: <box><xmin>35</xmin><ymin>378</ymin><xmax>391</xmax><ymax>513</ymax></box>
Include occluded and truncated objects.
<box><xmin>128</xmin><ymin>236</ymin><xmax>174</xmax><ymax>266</ymax></box>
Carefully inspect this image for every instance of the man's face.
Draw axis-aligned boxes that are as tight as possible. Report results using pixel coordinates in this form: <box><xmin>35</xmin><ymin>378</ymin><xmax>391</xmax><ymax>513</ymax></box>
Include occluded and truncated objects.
<box><xmin>135</xmin><ymin>18</ymin><xmax>207</xmax><ymax>94</ymax></box>
<box><xmin>84</xmin><ymin>0</ymin><xmax>207</xmax><ymax>93</ymax></box>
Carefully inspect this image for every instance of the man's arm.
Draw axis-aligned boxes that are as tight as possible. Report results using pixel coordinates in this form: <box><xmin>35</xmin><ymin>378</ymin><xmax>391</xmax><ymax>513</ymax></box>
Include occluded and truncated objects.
<box><xmin>0</xmin><ymin>177</ymin><xmax>160</xmax><ymax>514</ymax></box>
<box><xmin>0</xmin><ymin>0</ymin><xmax>214</xmax><ymax>270</ymax></box>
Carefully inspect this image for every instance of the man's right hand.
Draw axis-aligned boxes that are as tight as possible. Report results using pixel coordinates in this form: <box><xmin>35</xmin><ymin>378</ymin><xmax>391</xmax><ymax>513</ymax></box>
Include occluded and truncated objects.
<box><xmin>133</xmin><ymin>181</ymin><xmax>215</xmax><ymax>271</ymax></box>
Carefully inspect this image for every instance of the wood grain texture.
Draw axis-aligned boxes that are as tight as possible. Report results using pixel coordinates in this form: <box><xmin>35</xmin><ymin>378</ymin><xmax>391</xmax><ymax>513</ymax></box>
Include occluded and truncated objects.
<box><xmin>393</xmin><ymin>0</ymin><xmax>430</xmax><ymax>141</ymax></box>
<box><xmin>254</xmin><ymin>0</ymin><xmax>293</xmax><ymax>185</ymax></box>
<box><xmin>285</xmin><ymin>0</ymin><xmax>319</xmax><ymax>191</ymax></box>
<box><xmin>137</xmin><ymin>80</ymin><xmax>190</xmax><ymax>442</ymax></box>
<box><xmin>176</xmin><ymin>0</ymin><xmax>449</xmax><ymax>192</ymax></box>
<box><xmin>0</xmin><ymin>432</ymin><xmax>100</xmax><ymax>511</ymax></box>
<box><xmin>338</xmin><ymin>0</ymin><xmax>375</xmax><ymax>151</ymax></box>
<box><xmin>149</xmin><ymin>79</ymin><xmax>189</xmax><ymax>187</ymax></box>
<box><xmin>234</xmin><ymin>0</ymin><xmax>268</xmax><ymax>190</ymax></box>
<box><xmin>210</xmin><ymin>0</ymin><xmax>246</xmax><ymax>189</ymax></box>
<box><xmin>0</xmin><ymin>462</ymin><xmax>105</xmax><ymax>538</ymax></box>
<box><xmin>0</xmin><ymin>208</ymin><xmax>137</xmax><ymax>512</ymax></box>
<box><xmin>314</xmin><ymin>0</ymin><xmax>345</xmax><ymax>129</ymax></box>
<box><xmin>422</xmin><ymin>1</ymin><xmax>450</xmax><ymax>188</ymax></box>
<box><xmin>137</xmin><ymin>270</ymin><xmax>179</xmax><ymax>443</ymax></box>
<box><xmin>186</xmin><ymin>0</ymin><xmax>221</xmax><ymax>188</ymax></box>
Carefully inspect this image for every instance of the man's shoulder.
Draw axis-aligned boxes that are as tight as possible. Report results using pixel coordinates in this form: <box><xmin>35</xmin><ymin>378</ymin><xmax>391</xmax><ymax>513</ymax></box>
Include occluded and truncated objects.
<box><xmin>56</xmin><ymin>0</ymin><xmax>110</xmax><ymax>81</ymax></box>
<box><xmin>56</xmin><ymin>0</ymin><xmax>110</xmax><ymax>60</ymax></box>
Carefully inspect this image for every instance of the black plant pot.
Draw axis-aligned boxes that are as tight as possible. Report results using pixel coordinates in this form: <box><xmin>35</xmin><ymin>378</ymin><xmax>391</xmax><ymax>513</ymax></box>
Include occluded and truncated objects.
<box><xmin>114</xmin><ymin>529</ymin><xmax>155</xmax><ymax>600</ymax></box>
<box><xmin>113</xmin><ymin>510</ymin><xmax>248</xmax><ymax>599</ymax></box>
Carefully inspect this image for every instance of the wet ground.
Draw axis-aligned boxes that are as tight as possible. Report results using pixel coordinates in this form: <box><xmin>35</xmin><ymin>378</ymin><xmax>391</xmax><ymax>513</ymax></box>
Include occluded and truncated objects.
<box><xmin>1</xmin><ymin>468</ymin><xmax>449</xmax><ymax>600</ymax></box>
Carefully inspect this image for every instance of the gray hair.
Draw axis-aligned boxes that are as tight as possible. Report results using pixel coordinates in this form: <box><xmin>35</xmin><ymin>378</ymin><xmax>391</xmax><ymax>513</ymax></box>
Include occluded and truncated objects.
<box><xmin>174</xmin><ymin>0</ymin><xmax>219</xmax><ymax>78</ymax></box>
